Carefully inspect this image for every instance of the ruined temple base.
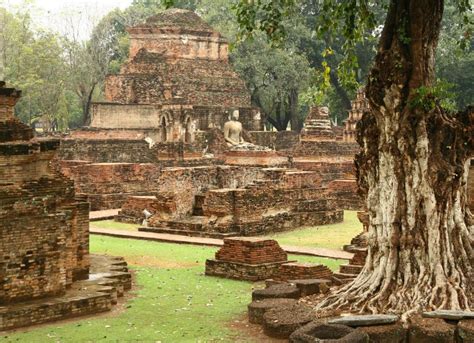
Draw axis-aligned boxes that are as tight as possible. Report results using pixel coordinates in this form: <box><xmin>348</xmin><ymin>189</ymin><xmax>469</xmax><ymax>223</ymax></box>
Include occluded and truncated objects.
<box><xmin>223</xmin><ymin>150</ymin><xmax>289</xmax><ymax>167</ymax></box>
<box><xmin>0</xmin><ymin>255</ymin><xmax>132</xmax><ymax>331</ymax></box>
<box><xmin>205</xmin><ymin>260</ymin><xmax>292</xmax><ymax>281</ymax></box>
<box><xmin>140</xmin><ymin>210</ymin><xmax>344</xmax><ymax>238</ymax></box>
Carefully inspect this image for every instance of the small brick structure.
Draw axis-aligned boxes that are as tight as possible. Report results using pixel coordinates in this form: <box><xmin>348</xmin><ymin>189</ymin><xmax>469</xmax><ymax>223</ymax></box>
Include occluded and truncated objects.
<box><xmin>0</xmin><ymin>82</ymin><xmax>132</xmax><ymax>330</ymax></box>
<box><xmin>0</xmin><ymin>82</ymin><xmax>89</xmax><ymax>304</ymax></box>
<box><xmin>215</xmin><ymin>237</ymin><xmax>287</xmax><ymax>264</ymax></box>
<box><xmin>205</xmin><ymin>237</ymin><xmax>334</xmax><ymax>282</ymax></box>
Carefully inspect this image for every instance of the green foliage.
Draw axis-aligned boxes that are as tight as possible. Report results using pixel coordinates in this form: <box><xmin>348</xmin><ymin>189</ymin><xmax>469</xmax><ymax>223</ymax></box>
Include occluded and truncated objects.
<box><xmin>437</xmin><ymin>2</ymin><xmax>474</xmax><ymax>110</ymax></box>
<box><xmin>0</xmin><ymin>7</ymin><xmax>82</xmax><ymax>130</ymax></box>
<box><xmin>233</xmin><ymin>0</ymin><xmax>382</xmax><ymax>93</ymax></box>
<box><xmin>409</xmin><ymin>80</ymin><xmax>458</xmax><ymax>113</ymax></box>
<box><xmin>231</xmin><ymin>33</ymin><xmax>311</xmax><ymax>130</ymax></box>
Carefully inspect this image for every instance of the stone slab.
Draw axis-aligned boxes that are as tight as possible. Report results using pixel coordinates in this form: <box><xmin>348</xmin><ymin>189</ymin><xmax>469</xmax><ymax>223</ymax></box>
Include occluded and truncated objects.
<box><xmin>422</xmin><ymin>310</ymin><xmax>474</xmax><ymax>321</ymax></box>
<box><xmin>328</xmin><ymin>314</ymin><xmax>399</xmax><ymax>327</ymax></box>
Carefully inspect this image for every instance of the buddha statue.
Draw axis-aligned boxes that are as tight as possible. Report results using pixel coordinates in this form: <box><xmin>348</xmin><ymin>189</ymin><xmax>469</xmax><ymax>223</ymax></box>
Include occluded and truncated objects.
<box><xmin>223</xmin><ymin>109</ymin><xmax>245</xmax><ymax>147</ymax></box>
<box><xmin>223</xmin><ymin>109</ymin><xmax>271</xmax><ymax>151</ymax></box>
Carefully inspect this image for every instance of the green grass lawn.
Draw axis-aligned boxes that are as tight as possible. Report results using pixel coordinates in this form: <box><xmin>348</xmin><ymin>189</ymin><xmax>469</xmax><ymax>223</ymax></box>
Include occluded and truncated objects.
<box><xmin>92</xmin><ymin>211</ymin><xmax>363</xmax><ymax>251</ymax></box>
<box><xmin>2</xmin><ymin>236</ymin><xmax>343</xmax><ymax>343</ymax></box>
<box><xmin>268</xmin><ymin>211</ymin><xmax>362</xmax><ymax>250</ymax></box>
<box><xmin>90</xmin><ymin>219</ymin><xmax>139</xmax><ymax>231</ymax></box>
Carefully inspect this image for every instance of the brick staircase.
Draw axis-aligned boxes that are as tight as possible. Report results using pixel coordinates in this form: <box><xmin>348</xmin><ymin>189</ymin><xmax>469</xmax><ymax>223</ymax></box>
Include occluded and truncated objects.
<box><xmin>333</xmin><ymin>232</ymin><xmax>368</xmax><ymax>284</ymax></box>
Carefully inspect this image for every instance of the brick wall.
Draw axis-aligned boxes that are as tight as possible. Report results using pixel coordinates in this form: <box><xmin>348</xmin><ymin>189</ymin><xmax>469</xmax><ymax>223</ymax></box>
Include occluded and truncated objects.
<box><xmin>215</xmin><ymin>238</ymin><xmax>287</xmax><ymax>265</ymax></box>
<box><xmin>147</xmin><ymin>165</ymin><xmax>263</xmax><ymax>223</ymax></box>
<box><xmin>63</xmin><ymin>162</ymin><xmax>162</xmax><ymax>210</ymax></box>
<box><xmin>293</xmin><ymin>140</ymin><xmax>359</xmax><ymax>158</ymax></box>
<box><xmin>249</xmin><ymin>131</ymin><xmax>300</xmax><ymax>151</ymax></box>
<box><xmin>326</xmin><ymin>179</ymin><xmax>364</xmax><ymax>210</ymax></box>
<box><xmin>1</xmin><ymin>82</ymin><xmax>90</xmax><ymax>304</ymax></box>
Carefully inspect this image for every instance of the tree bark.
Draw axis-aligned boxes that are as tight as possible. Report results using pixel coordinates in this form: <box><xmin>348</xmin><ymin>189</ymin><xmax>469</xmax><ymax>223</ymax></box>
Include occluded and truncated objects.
<box><xmin>289</xmin><ymin>88</ymin><xmax>302</xmax><ymax>132</ymax></box>
<box><xmin>82</xmin><ymin>83</ymin><xmax>96</xmax><ymax>126</ymax></box>
<box><xmin>317</xmin><ymin>0</ymin><xmax>473</xmax><ymax>319</ymax></box>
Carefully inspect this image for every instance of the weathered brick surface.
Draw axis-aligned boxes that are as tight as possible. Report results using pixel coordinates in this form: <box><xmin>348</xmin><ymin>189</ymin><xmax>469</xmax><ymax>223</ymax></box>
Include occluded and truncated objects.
<box><xmin>90</xmin><ymin>9</ymin><xmax>262</xmax><ymax>143</ymax></box>
<box><xmin>293</xmin><ymin>141</ymin><xmax>359</xmax><ymax>159</ymax></box>
<box><xmin>274</xmin><ymin>263</ymin><xmax>333</xmax><ymax>281</ymax></box>
<box><xmin>249</xmin><ymin>131</ymin><xmax>299</xmax><ymax>151</ymax></box>
<box><xmin>116</xmin><ymin>196</ymin><xmax>162</xmax><ymax>223</ymax></box>
<box><xmin>62</xmin><ymin>162</ymin><xmax>162</xmax><ymax>210</ymax></box>
<box><xmin>205</xmin><ymin>237</ymin><xmax>290</xmax><ymax>281</ymax></box>
<box><xmin>205</xmin><ymin>259</ymin><xmax>287</xmax><ymax>281</ymax></box>
<box><xmin>223</xmin><ymin>150</ymin><xmax>289</xmax><ymax>167</ymax></box>
<box><xmin>141</xmin><ymin>165</ymin><xmax>343</xmax><ymax>236</ymax></box>
<box><xmin>326</xmin><ymin>179</ymin><xmax>364</xmax><ymax>210</ymax></box>
<box><xmin>145</xmin><ymin>166</ymin><xmax>263</xmax><ymax>225</ymax></box>
<box><xmin>0</xmin><ymin>255</ymin><xmax>132</xmax><ymax>331</ymax></box>
<box><xmin>0</xmin><ymin>83</ymin><xmax>89</xmax><ymax>305</ymax></box>
<box><xmin>215</xmin><ymin>237</ymin><xmax>287</xmax><ymax>265</ymax></box>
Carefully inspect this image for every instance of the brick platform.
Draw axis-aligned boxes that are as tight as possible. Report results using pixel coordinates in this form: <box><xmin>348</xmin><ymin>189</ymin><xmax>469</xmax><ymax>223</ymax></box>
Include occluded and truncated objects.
<box><xmin>0</xmin><ymin>254</ymin><xmax>132</xmax><ymax>331</ymax></box>
<box><xmin>215</xmin><ymin>237</ymin><xmax>287</xmax><ymax>264</ymax></box>
<box><xmin>274</xmin><ymin>263</ymin><xmax>333</xmax><ymax>281</ymax></box>
<box><xmin>205</xmin><ymin>237</ymin><xmax>291</xmax><ymax>281</ymax></box>
<box><xmin>139</xmin><ymin>167</ymin><xmax>343</xmax><ymax>237</ymax></box>
<box><xmin>205</xmin><ymin>238</ymin><xmax>334</xmax><ymax>281</ymax></box>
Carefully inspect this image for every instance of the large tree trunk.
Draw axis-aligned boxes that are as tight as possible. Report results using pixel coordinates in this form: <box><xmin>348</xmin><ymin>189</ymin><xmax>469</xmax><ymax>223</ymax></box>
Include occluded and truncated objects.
<box><xmin>318</xmin><ymin>0</ymin><xmax>473</xmax><ymax>319</ymax></box>
<box><xmin>289</xmin><ymin>88</ymin><xmax>302</xmax><ymax>132</ymax></box>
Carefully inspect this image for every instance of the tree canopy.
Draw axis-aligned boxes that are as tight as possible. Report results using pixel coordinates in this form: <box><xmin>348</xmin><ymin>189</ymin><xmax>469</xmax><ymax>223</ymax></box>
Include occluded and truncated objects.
<box><xmin>0</xmin><ymin>0</ymin><xmax>472</xmax><ymax>132</ymax></box>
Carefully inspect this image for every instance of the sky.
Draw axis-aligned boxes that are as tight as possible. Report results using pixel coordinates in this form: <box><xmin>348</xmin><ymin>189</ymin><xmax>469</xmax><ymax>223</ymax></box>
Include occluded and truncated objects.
<box><xmin>2</xmin><ymin>0</ymin><xmax>134</xmax><ymax>39</ymax></box>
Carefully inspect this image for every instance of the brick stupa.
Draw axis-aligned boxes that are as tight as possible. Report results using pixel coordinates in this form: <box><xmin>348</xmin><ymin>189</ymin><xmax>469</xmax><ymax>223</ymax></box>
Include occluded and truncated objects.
<box><xmin>0</xmin><ymin>81</ymin><xmax>90</xmax><ymax>304</ymax></box>
<box><xmin>91</xmin><ymin>8</ymin><xmax>262</xmax><ymax>140</ymax></box>
<box><xmin>343</xmin><ymin>88</ymin><xmax>369</xmax><ymax>142</ymax></box>
<box><xmin>300</xmin><ymin>106</ymin><xmax>335</xmax><ymax>142</ymax></box>
<box><xmin>0</xmin><ymin>82</ymin><xmax>131</xmax><ymax>330</ymax></box>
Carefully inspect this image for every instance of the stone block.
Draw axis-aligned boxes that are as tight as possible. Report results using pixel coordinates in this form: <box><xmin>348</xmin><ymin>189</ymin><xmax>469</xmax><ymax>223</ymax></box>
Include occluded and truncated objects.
<box><xmin>248</xmin><ymin>298</ymin><xmax>297</xmax><ymax>324</ymax></box>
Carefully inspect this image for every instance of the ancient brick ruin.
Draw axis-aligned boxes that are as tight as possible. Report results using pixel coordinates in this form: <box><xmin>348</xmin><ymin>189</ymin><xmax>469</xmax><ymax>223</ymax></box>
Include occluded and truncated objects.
<box><xmin>63</xmin><ymin>8</ymin><xmax>261</xmax><ymax>162</ymax></box>
<box><xmin>56</xmin><ymin>8</ymin><xmax>474</xmax><ymax>242</ymax></box>
<box><xmin>0</xmin><ymin>82</ymin><xmax>89</xmax><ymax>303</ymax></box>
<box><xmin>54</xmin><ymin>8</ymin><xmax>364</xmax><ymax>238</ymax></box>
<box><xmin>135</xmin><ymin>166</ymin><xmax>343</xmax><ymax>237</ymax></box>
<box><xmin>343</xmin><ymin>89</ymin><xmax>369</xmax><ymax>142</ymax></box>
<box><xmin>205</xmin><ymin>237</ymin><xmax>333</xmax><ymax>281</ymax></box>
<box><xmin>0</xmin><ymin>82</ymin><xmax>131</xmax><ymax>330</ymax></box>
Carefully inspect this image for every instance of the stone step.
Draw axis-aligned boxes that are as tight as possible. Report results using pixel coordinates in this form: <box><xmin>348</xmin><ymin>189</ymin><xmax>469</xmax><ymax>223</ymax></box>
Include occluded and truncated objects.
<box><xmin>165</xmin><ymin>216</ymin><xmax>207</xmax><ymax>231</ymax></box>
<box><xmin>339</xmin><ymin>264</ymin><xmax>363</xmax><ymax>275</ymax></box>
<box><xmin>252</xmin><ymin>284</ymin><xmax>301</xmax><ymax>301</ymax></box>
<box><xmin>139</xmin><ymin>226</ymin><xmax>239</xmax><ymax>239</ymax></box>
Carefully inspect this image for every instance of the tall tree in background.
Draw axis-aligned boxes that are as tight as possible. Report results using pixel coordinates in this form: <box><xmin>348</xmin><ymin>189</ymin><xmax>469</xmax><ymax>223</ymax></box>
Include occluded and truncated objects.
<box><xmin>0</xmin><ymin>7</ymin><xmax>74</xmax><ymax>131</ymax></box>
<box><xmin>233</xmin><ymin>0</ymin><xmax>473</xmax><ymax>318</ymax></box>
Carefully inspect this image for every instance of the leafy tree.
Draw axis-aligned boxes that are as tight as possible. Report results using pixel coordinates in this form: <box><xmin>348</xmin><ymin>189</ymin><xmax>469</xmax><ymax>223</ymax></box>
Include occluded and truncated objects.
<box><xmin>232</xmin><ymin>35</ymin><xmax>310</xmax><ymax>130</ymax></box>
<box><xmin>230</xmin><ymin>0</ymin><xmax>473</xmax><ymax>318</ymax></box>
<box><xmin>0</xmin><ymin>7</ymin><xmax>77</xmax><ymax>131</ymax></box>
